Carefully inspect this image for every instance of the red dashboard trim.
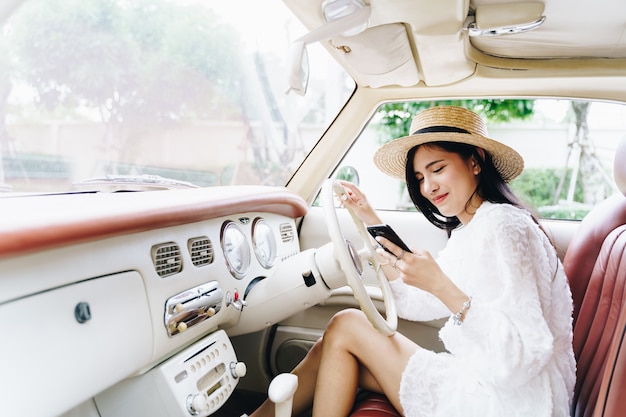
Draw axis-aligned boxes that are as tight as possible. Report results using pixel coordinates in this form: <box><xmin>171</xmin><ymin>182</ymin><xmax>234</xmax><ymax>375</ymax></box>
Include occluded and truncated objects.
<box><xmin>0</xmin><ymin>186</ymin><xmax>308</xmax><ymax>257</ymax></box>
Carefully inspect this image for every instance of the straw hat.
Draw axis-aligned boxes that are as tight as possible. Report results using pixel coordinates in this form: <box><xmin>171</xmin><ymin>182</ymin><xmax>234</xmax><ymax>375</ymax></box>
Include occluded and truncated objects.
<box><xmin>373</xmin><ymin>106</ymin><xmax>524</xmax><ymax>182</ymax></box>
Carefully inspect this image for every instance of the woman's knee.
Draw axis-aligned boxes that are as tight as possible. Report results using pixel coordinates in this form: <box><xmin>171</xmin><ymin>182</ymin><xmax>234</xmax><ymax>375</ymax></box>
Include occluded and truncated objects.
<box><xmin>324</xmin><ymin>308</ymin><xmax>369</xmax><ymax>344</ymax></box>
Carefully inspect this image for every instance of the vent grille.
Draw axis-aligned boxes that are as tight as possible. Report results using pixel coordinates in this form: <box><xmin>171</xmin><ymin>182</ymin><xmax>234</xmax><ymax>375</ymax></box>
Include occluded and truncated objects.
<box><xmin>280</xmin><ymin>223</ymin><xmax>294</xmax><ymax>242</ymax></box>
<box><xmin>188</xmin><ymin>237</ymin><xmax>214</xmax><ymax>267</ymax></box>
<box><xmin>152</xmin><ymin>242</ymin><xmax>182</xmax><ymax>277</ymax></box>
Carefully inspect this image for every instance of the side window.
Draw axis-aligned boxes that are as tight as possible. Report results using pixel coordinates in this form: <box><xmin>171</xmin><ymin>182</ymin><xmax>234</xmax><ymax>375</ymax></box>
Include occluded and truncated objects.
<box><xmin>339</xmin><ymin>99</ymin><xmax>626</xmax><ymax>220</ymax></box>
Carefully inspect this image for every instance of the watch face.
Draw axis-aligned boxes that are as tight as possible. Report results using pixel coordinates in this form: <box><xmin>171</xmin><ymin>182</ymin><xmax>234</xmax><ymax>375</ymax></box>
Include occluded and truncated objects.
<box><xmin>252</xmin><ymin>218</ymin><xmax>277</xmax><ymax>268</ymax></box>
<box><xmin>220</xmin><ymin>221</ymin><xmax>251</xmax><ymax>279</ymax></box>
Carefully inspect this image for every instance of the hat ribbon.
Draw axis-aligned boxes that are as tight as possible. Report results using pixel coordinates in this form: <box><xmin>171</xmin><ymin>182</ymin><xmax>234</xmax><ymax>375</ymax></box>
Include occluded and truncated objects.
<box><xmin>412</xmin><ymin>126</ymin><xmax>470</xmax><ymax>135</ymax></box>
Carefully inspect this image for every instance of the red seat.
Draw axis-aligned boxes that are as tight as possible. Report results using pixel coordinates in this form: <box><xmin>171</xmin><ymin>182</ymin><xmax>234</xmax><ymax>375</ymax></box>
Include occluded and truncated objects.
<box><xmin>564</xmin><ymin>195</ymin><xmax>626</xmax><ymax>326</ymax></box>
<box><xmin>350</xmin><ymin>392</ymin><xmax>401</xmax><ymax>417</ymax></box>
<box><xmin>566</xmin><ymin>222</ymin><xmax>626</xmax><ymax>417</ymax></box>
<box><xmin>563</xmin><ymin>136</ymin><xmax>626</xmax><ymax>417</ymax></box>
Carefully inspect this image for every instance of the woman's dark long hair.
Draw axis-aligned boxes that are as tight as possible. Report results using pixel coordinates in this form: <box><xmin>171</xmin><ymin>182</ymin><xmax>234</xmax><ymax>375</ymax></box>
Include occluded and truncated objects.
<box><xmin>405</xmin><ymin>141</ymin><xmax>531</xmax><ymax>234</ymax></box>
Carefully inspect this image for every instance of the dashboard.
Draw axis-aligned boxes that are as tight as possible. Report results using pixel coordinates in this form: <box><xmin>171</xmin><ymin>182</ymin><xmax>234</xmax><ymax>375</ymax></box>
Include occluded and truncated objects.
<box><xmin>0</xmin><ymin>186</ymin><xmax>335</xmax><ymax>417</ymax></box>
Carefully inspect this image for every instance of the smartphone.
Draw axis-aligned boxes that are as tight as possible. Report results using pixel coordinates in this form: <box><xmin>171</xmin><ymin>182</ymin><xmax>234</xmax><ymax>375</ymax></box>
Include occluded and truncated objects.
<box><xmin>366</xmin><ymin>224</ymin><xmax>411</xmax><ymax>254</ymax></box>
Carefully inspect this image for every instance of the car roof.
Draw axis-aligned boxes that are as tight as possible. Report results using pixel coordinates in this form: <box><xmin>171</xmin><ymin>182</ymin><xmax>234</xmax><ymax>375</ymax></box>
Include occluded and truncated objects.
<box><xmin>285</xmin><ymin>0</ymin><xmax>626</xmax><ymax>89</ymax></box>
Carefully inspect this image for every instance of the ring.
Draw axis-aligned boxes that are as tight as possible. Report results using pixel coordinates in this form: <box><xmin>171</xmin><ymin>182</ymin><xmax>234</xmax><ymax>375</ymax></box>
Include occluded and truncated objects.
<box><xmin>397</xmin><ymin>249</ymin><xmax>405</xmax><ymax>260</ymax></box>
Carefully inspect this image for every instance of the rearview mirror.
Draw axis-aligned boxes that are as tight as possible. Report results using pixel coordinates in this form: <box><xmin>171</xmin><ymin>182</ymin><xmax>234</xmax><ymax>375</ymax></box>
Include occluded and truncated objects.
<box><xmin>336</xmin><ymin>166</ymin><xmax>360</xmax><ymax>186</ymax></box>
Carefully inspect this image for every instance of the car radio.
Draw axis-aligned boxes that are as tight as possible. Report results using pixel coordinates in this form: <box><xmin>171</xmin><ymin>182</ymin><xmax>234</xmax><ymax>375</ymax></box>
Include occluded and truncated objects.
<box><xmin>95</xmin><ymin>329</ymin><xmax>246</xmax><ymax>417</ymax></box>
<box><xmin>159</xmin><ymin>329</ymin><xmax>246</xmax><ymax>416</ymax></box>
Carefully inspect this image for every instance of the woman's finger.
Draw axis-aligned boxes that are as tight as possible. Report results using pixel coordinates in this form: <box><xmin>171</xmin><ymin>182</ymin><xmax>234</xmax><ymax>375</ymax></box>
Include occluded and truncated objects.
<box><xmin>375</xmin><ymin>236</ymin><xmax>402</xmax><ymax>258</ymax></box>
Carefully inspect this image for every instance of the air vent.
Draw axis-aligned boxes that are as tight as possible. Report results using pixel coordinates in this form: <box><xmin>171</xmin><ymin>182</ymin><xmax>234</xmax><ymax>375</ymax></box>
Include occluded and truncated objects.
<box><xmin>188</xmin><ymin>237</ymin><xmax>214</xmax><ymax>267</ymax></box>
<box><xmin>152</xmin><ymin>242</ymin><xmax>182</xmax><ymax>277</ymax></box>
<box><xmin>280</xmin><ymin>223</ymin><xmax>294</xmax><ymax>242</ymax></box>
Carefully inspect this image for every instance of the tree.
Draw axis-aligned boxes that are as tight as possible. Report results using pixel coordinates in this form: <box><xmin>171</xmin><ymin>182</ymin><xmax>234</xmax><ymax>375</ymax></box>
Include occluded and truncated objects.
<box><xmin>374</xmin><ymin>99</ymin><xmax>535</xmax><ymax>145</ymax></box>
<box><xmin>553</xmin><ymin>101</ymin><xmax>614</xmax><ymax>206</ymax></box>
<box><xmin>8</xmin><ymin>0</ymin><xmax>243</xmax><ymax>174</ymax></box>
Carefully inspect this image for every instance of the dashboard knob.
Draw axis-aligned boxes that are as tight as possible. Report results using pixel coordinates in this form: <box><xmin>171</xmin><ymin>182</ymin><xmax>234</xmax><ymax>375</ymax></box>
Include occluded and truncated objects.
<box><xmin>175</xmin><ymin>303</ymin><xmax>185</xmax><ymax>313</ymax></box>
<box><xmin>230</xmin><ymin>361</ymin><xmax>247</xmax><ymax>378</ymax></box>
<box><xmin>207</xmin><ymin>307</ymin><xmax>216</xmax><ymax>316</ymax></box>
<box><xmin>177</xmin><ymin>322</ymin><xmax>188</xmax><ymax>333</ymax></box>
<box><xmin>187</xmin><ymin>393</ymin><xmax>209</xmax><ymax>415</ymax></box>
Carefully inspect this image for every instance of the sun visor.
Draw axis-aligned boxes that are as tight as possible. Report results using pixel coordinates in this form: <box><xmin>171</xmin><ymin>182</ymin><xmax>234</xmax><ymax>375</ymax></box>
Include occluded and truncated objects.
<box><xmin>330</xmin><ymin>23</ymin><xmax>420</xmax><ymax>88</ymax></box>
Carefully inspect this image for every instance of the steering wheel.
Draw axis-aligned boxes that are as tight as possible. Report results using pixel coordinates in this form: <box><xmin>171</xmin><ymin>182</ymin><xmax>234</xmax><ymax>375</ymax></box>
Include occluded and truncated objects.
<box><xmin>321</xmin><ymin>179</ymin><xmax>397</xmax><ymax>336</ymax></box>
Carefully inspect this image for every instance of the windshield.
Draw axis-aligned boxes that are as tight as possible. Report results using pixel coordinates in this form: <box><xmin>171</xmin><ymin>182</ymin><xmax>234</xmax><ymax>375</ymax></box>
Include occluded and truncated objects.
<box><xmin>0</xmin><ymin>0</ymin><xmax>354</xmax><ymax>192</ymax></box>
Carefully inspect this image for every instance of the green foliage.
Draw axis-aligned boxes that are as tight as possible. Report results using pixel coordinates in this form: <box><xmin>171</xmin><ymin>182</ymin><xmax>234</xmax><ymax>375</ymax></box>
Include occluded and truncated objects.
<box><xmin>537</xmin><ymin>205</ymin><xmax>590</xmax><ymax>220</ymax></box>
<box><xmin>335</xmin><ymin>166</ymin><xmax>360</xmax><ymax>184</ymax></box>
<box><xmin>510</xmin><ymin>167</ymin><xmax>587</xmax><ymax>219</ymax></box>
<box><xmin>2</xmin><ymin>154</ymin><xmax>70</xmax><ymax>179</ymax></box>
<box><xmin>374</xmin><ymin>99</ymin><xmax>535</xmax><ymax>144</ymax></box>
<box><xmin>8</xmin><ymin>0</ymin><xmax>243</xmax><ymax>124</ymax></box>
<box><xmin>511</xmin><ymin>168</ymin><xmax>567</xmax><ymax>207</ymax></box>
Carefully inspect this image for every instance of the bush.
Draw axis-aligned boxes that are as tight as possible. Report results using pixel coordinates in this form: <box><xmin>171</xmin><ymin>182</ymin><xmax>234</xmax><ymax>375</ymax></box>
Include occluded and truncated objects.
<box><xmin>537</xmin><ymin>204</ymin><xmax>591</xmax><ymax>220</ymax></box>
<box><xmin>510</xmin><ymin>168</ymin><xmax>586</xmax><ymax>219</ymax></box>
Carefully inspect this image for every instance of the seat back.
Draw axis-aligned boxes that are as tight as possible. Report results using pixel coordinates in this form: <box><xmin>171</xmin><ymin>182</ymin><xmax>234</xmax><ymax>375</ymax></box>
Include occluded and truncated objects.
<box><xmin>563</xmin><ymin>136</ymin><xmax>626</xmax><ymax>417</ymax></box>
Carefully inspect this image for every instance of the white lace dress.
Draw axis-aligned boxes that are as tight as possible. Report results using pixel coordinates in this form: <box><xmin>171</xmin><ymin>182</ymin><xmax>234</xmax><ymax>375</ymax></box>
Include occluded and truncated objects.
<box><xmin>389</xmin><ymin>202</ymin><xmax>576</xmax><ymax>417</ymax></box>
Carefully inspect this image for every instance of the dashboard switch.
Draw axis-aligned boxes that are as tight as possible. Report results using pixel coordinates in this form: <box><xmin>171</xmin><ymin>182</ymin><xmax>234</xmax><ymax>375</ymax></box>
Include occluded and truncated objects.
<box><xmin>230</xmin><ymin>361</ymin><xmax>247</xmax><ymax>379</ymax></box>
<box><xmin>187</xmin><ymin>393</ymin><xmax>209</xmax><ymax>415</ymax></box>
<box><xmin>302</xmin><ymin>270</ymin><xmax>316</xmax><ymax>287</ymax></box>
<box><xmin>226</xmin><ymin>291</ymin><xmax>248</xmax><ymax>311</ymax></box>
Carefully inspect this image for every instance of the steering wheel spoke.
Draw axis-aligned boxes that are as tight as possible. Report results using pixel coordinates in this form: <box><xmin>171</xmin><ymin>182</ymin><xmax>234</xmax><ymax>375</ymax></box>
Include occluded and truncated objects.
<box><xmin>321</xmin><ymin>179</ymin><xmax>397</xmax><ymax>335</ymax></box>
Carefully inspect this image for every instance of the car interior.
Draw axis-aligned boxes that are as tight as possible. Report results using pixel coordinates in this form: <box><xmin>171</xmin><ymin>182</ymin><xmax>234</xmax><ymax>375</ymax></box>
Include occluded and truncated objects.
<box><xmin>1</xmin><ymin>0</ymin><xmax>626</xmax><ymax>416</ymax></box>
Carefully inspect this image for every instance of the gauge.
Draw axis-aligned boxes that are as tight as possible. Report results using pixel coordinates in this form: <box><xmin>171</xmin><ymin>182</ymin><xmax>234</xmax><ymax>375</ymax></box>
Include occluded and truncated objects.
<box><xmin>252</xmin><ymin>218</ymin><xmax>277</xmax><ymax>268</ymax></box>
<box><xmin>220</xmin><ymin>221</ymin><xmax>251</xmax><ymax>279</ymax></box>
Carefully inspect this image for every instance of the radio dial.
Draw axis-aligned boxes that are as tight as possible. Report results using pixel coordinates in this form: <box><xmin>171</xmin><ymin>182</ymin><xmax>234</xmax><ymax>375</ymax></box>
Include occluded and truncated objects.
<box><xmin>230</xmin><ymin>361</ymin><xmax>247</xmax><ymax>378</ymax></box>
<box><xmin>187</xmin><ymin>393</ymin><xmax>209</xmax><ymax>415</ymax></box>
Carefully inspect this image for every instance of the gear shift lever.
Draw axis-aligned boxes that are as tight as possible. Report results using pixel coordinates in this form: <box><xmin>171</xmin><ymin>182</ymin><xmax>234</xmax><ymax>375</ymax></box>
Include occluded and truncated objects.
<box><xmin>268</xmin><ymin>373</ymin><xmax>298</xmax><ymax>417</ymax></box>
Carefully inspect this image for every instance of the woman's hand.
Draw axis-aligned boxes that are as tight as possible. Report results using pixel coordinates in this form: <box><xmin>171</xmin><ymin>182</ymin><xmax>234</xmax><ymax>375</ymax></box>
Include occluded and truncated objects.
<box><xmin>336</xmin><ymin>180</ymin><xmax>382</xmax><ymax>226</ymax></box>
<box><xmin>375</xmin><ymin>236</ymin><xmax>446</xmax><ymax>294</ymax></box>
<box><xmin>375</xmin><ymin>236</ymin><xmax>469</xmax><ymax>313</ymax></box>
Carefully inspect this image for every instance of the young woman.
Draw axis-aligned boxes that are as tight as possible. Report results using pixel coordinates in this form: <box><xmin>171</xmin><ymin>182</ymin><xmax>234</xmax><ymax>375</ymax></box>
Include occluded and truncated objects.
<box><xmin>247</xmin><ymin>106</ymin><xmax>575</xmax><ymax>417</ymax></box>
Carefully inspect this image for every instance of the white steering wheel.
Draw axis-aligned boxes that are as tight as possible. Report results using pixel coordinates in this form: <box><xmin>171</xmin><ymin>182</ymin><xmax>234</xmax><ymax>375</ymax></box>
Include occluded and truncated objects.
<box><xmin>321</xmin><ymin>179</ymin><xmax>397</xmax><ymax>336</ymax></box>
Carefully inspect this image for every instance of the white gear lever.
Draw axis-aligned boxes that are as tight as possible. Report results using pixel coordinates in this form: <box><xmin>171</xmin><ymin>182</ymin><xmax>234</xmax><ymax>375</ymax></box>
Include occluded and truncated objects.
<box><xmin>268</xmin><ymin>373</ymin><xmax>298</xmax><ymax>417</ymax></box>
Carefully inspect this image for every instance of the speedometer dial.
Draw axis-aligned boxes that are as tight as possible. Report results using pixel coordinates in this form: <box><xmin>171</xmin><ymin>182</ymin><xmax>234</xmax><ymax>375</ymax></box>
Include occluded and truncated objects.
<box><xmin>220</xmin><ymin>221</ymin><xmax>251</xmax><ymax>279</ymax></box>
<box><xmin>252</xmin><ymin>218</ymin><xmax>277</xmax><ymax>268</ymax></box>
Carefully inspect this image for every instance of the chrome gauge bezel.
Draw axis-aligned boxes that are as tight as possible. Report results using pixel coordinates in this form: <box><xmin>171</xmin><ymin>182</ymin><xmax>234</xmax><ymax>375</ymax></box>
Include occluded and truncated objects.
<box><xmin>251</xmin><ymin>217</ymin><xmax>277</xmax><ymax>269</ymax></box>
<box><xmin>345</xmin><ymin>239</ymin><xmax>364</xmax><ymax>276</ymax></box>
<box><xmin>220</xmin><ymin>221</ymin><xmax>251</xmax><ymax>279</ymax></box>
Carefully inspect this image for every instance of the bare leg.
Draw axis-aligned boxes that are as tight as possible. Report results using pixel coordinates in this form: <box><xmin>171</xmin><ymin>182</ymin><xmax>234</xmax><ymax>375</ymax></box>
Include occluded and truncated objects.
<box><xmin>311</xmin><ymin>309</ymin><xmax>417</xmax><ymax>417</ymax></box>
<box><xmin>248</xmin><ymin>308</ymin><xmax>418</xmax><ymax>417</ymax></box>
<box><xmin>311</xmin><ymin>313</ymin><xmax>360</xmax><ymax>417</ymax></box>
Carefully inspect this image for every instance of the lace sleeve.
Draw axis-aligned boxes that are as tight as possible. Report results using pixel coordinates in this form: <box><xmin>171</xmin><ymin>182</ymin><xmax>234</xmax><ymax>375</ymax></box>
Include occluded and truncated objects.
<box><xmin>389</xmin><ymin>278</ymin><xmax>450</xmax><ymax>321</ymax></box>
<box><xmin>438</xmin><ymin>208</ymin><xmax>556</xmax><ymax>388</ymax></box>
